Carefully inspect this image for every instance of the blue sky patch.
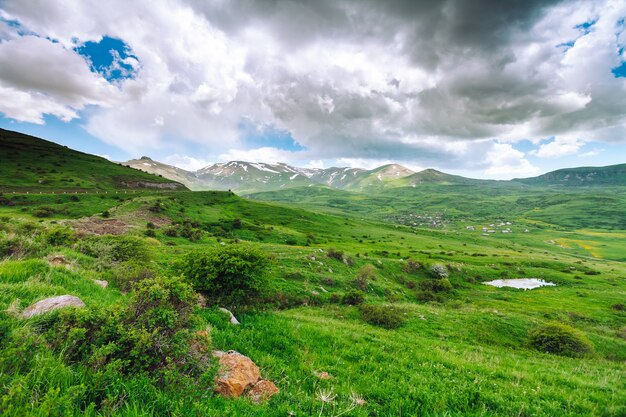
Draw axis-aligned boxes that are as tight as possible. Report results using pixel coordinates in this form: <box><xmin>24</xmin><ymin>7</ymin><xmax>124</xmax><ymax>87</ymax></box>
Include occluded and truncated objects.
<box><xmin>612</xmin><ymin>61</ymin><xmax>626</xmax><ymax>78</ymax></box>
<box><xmin>557</xmin><ymin>40</ymin><xmax>575</xmax><ymax>51</ymax></box>
<box><xmin>238</xmin><ymin>120</ymin><xmax>304</xmax><ymax>151</ymax></box>
<box><xmin>575</xmin><ymin>19</ymin><xmax>597</xmax><ymax>35</ymax></box>
<box><xmin>75</xmin><ymin>36</ymin><xmax>138</xmax><ymax>82</ymax></box>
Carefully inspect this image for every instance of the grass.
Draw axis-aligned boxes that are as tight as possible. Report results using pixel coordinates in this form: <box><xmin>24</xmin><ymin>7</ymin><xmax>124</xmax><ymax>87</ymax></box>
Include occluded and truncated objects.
<box><xmin>0</xmin><ymin>188</ymin><xmax>624</xmax><ymax>416</ymax></box>
<box><xmin>0</xmin><ymin>128</ymin><xmax>185</xmax><ymax>192</ymax></box>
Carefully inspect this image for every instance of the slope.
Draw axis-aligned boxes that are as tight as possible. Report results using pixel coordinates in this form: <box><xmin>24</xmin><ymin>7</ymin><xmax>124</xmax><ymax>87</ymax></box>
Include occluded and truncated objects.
<box><xmin>515</xmin><ymin>163</ymin><xmax>626</xmax><ymax>186</ymax></box>
<box><xmin>125</xmin><ymin>156</ymin><xmax>201</xmax><ymax>190</ymax></box>
<box><xmin>0</xmin><ymin>129</ymin><xmax>186</xmax><ymax>192</ymax></box>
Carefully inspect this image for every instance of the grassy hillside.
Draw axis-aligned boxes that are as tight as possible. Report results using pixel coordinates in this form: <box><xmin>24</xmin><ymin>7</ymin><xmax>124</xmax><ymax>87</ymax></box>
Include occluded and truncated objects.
<box><xmin>249</xmin><ymin>183</ymin><xmax>626</xmax><ymax>231</ymax></box>
<box><xmin>0</xmin><ymin>132</ymin><xmax>624</xmax><ymax>416</ymax></box>
<box><xmin>0</xmin><ymin>190</ymin><xmax>624</xmax><ymax>416</ymax></box>
<box><xmin>0</xmin><ymin>129</ymin><xmax>186</xmax><ymax>192</ymax></box>
<box><xmin>515</xmin><ymin>163</ymin><xmax>626</xmax><ymax>186</ymax></box>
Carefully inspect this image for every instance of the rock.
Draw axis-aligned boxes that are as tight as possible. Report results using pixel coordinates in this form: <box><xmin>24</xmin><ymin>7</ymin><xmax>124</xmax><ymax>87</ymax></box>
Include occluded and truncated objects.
<box><xmin>47</xmin><ymin>254</ymin><xmax>69</xmax><ymax>266</ymax></box>
<box><xmin>246</xmin><ymin>380</ymin><xmax>279</xmax><ymax>404</ymax></box>
<box><xmin>213</xmin><ymin>350</ymin><xmax>261</xmax><ymax>397</ymax></box>
<box><xmin>22</xmin><ymin>295</ymin><xmax>85</xmax><ymax>318</ymax></box>
<box><xmin>94</xmin><ymin>279</ymin><xmax>108</xmax><ymax>288</ymax></box>
<box><xmin>314</xmin><ymin>370</ymin><xmax>331</xmax><ymax>380</ymax></box>
<box><xmin>219</xmin><ymin>307</ymin><xmax>240</xmax><ymax>325</ymax></box>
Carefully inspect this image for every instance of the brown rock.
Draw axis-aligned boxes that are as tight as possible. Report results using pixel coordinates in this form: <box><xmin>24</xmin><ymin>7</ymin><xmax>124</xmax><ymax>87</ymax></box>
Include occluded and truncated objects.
<box><xmin>213</xmin><ymin>350</ymin><xmax>261</xmax><ymax>397</ymax></box>
<box><xmin>22</xmin><ymin>295</ymin><xmax>85</xmax><ymax>318</ymax></box>
<box><xmin>246</xmin><ymin>380</ymin><xmax>279</xmax><ymax>404</ymax></box>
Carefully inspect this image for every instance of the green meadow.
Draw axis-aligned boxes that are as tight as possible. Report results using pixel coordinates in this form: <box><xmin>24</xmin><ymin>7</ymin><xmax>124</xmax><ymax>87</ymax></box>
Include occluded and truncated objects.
<box><xmin>0</xmin><ymin>188</ymin><xmax>624</xmax><ymax>416</ymax></box>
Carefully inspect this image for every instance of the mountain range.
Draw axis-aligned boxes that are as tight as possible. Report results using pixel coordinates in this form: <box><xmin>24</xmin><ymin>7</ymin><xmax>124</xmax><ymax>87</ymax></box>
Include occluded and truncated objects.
<box><xmin>125</xmin><ymin>156</ymin><xmax>626</xmax><ymax>194</ymax></box>
<box><xmin>1</xmin><ymin>127</ymin><xmax>624</xmax><ymax>194</ymax></box>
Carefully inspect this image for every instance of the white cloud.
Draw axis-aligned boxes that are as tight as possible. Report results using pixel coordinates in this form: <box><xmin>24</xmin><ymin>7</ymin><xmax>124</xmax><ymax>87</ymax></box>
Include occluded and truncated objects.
<box><xmin>484</xmin><ymin>143</ymin><xmax>540</xmax><ymax>179</ymax></box>
<box><xmin>530</xmin><ymin>136</ymin><xmax>584</xmax><ymax>158</ymax></box>
<box><xmin>0</xmin><ymin>0</ymin><xmax>624</xmax><ymax>174</ymax></box>
<box><xmin>578</xmin><ymin>148</ymin><xmax>604</xmax><ymax>157</ymax></box>
<box><xmin>0</xmin><ymin>35</ymin><xmax>118</xmax><ymax>123</ymax></box>
<box><xmin>163</xmin><ymin>154</ymin><xmax>211</xmax><ymax>171</ymax></box>
<box><xmin>218</xmin><ymin>147</ymin><xmax>310</xmax><ymax>164</ymax></box>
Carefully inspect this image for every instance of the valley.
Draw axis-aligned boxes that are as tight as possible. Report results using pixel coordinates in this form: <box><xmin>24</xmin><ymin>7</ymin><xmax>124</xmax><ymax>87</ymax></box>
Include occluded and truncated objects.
<box><xmin>0</xmin><ymin>130</ymin><xmax>624</xmax><ymax>416</ymax></box>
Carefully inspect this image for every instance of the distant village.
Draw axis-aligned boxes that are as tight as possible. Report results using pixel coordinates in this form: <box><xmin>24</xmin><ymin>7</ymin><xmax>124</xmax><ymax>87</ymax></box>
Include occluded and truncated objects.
<box><xmin>388</xmin><ymin>212</ymin><xmax>530</xmax><ymax>235</ymax></box>
<box><xmin>463</xmin><ymin>221</ymin><xmax>530</xmax><ymax>236</ymax></box>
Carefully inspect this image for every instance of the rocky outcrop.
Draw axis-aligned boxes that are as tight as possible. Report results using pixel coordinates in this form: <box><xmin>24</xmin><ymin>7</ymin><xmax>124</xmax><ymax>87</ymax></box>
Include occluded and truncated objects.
<box><xmin>120</xmin><ymin>181</ymin><xmax>185</xmax><ymax>190</ymax></box>
<box><xmin>22</xmin><ymin>295</ymin><xmax>85</xmax><ymax>318</ymax></box>
<box><xmin>213</xmin><ymin>350</ymin><xmax>261</xmax><ymax>397</ymax></box>
<box><xmin>212</xmin><ymin>350</ymin><xmax>278</xmax><ymax>403</ymax></box>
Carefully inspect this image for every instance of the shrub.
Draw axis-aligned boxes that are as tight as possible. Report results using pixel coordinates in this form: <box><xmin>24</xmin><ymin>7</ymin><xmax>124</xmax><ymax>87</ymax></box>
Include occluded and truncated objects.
<box><xmin>178</xmin><ymin>245</ymin><xmax>271</xmax><ymax>306</ymax></box>
<box><xmin>430</xmin><ymin>263</ymin><xmax>449</xmax><ymax>279</ymax></box>
<box><xmin>148</xmin><ymin>201</ymin><xmax>164</xmax><ymax>213</ymax></box>
<box><xmin>145</xmin><ymin>229</ymin><xmax>157</xmax><ymax>238</ymax></box>
<box><xmin>44</xmin><ymin>227</ymin><xmax>74</xmax><ymax>246</ymax></box>
<box><xmin>41</xmin><ymin>276</ymin><xmax>205</xmax><ymax>376</ymax></box>
<box><xmin>359</xmin><ymin>304</ymin><xmax>406</xmax><ymax>329</ymax></box>
<box><xmin>32</xmin><ymin>206</ymin><xmax>57</xmax><ymax>218</ymax></box>
<box><xmin>79</xmin><ymin>235</ymin><xmax>151</xmax><ymax>264</ymax></box>
<box><xmin>352</xmin><ymin>264</ymin><xmax>375</xmax><ymax>290</ymax></box>
<box><xmin>419</xmin><ymin>278</ymin><xmax>453</xmax><ymax>293</ymax></box>
<box><xmin>528</xmin><ymin>322</ymin><xmax>594</xmax><ymax>357</ymax></box>
<box><xmin>416</xmin><ymin>291</ymin><xmax>445</xmax><ymax>303</ymax></box>
<box><xmin>327</xmin><ymin>248</ymin><xmax>344</xmax><ymax>261</ymax></box>
<box><xmin>107</xmin><ymin>262</ymin><xmax>155</xmax><ymax>293</ymax></box>
<box><xmin>611</xmin><ymin>303</ymin><xmax>625</xmax><ymax>311</ymax></box>
<box><xmin>403</xmin><ymin>259</ymin><xmax>422</xmax><ymax>274</ymax></box>
<box><xmin>342</xmin><ymin>289</ymin><xmax>366</xmax><ymax>305</ymax></box>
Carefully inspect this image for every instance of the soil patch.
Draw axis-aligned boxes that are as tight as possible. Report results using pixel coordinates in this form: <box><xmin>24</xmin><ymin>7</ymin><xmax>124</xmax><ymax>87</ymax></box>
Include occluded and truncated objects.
<box><xmin>73</xmin><ymin>218</ymin><xmax>131</xmax><ymax>235</ymax></box>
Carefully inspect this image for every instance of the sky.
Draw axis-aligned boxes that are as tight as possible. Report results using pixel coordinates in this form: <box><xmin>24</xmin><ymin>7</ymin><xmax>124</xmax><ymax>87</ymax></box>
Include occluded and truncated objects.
<box><xmin>1</xmin><ymin>0</ymin><xmax>626</xmax><ymax>179</ymax></box>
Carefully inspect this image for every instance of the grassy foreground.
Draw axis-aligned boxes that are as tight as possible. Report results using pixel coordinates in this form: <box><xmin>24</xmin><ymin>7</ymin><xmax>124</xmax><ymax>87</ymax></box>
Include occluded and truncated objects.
<box><xmin>0</xmin><ymin>191</ymin><xmax>624</xmax><ymax>416</ymax></box>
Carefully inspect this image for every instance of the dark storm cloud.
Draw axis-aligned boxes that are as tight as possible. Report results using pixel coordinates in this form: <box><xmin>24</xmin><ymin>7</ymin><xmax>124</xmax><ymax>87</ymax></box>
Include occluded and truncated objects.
<box><xmin>0</xmin><ymin>0</ymin><xmax>624</xmax><ymax>177</ymax></box>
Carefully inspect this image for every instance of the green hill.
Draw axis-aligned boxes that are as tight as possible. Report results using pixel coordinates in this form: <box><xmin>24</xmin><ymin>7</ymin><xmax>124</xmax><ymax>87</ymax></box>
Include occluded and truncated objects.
<box><xmin>0</xmin><ymin>129</ymin><xmax>186</xmax><ymax>192</ymax></box>
<box><xmin>515</xmin><ymin>163</ymin><xmax>626</xmax><ymax>186</ymax></box>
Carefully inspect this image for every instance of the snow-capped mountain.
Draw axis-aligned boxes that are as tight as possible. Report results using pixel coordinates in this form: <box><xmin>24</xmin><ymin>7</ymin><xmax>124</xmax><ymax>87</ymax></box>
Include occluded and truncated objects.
<box><xmin>124</xmin><ymin>159</ymin><xmax>415</xmax><ymax>193</ymax></box>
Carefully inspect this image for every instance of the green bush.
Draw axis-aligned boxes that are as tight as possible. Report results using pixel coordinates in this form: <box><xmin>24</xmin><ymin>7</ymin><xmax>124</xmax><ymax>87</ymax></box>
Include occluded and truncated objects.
<box><xmin>106</xmin><ymin>261</ymin><xmax>156</xmax><ymax>293</ymax></box>
<box><xmin>403</xmin><ymin>259</ymin><xmax>422</xmax><ymax>274</ymax></box>
<box><xmin>79</xmin><ymin>235</ymin><xmax>151</xmax><ymax>264</ymax></box>
<box><xmin>416</xmin><ymin>290</ymin><xmax>446</xmax><ymax>303</ymax></box>
<box><xmin>0</xmin><ymin>235</ymin><xmax>44</xmax><ymax>259</ymax></box>
<box><xmin>359</xmin><ymin>304</ymin><xmax>406</xmax><ymax>329</ymax></box>
<box><xmin>419</xmin><ymin>278</ymin><xmax>453</xmax><ymax>293</ymax></box>
<box><xmin>32</xmin><ymin>206</ymin><xmax>58</xmax><ymax>218</ymax></box>
<box><xmin>528</xmin><ymin>322</ymin><xmax>594</xmax><ymax>357</ymax></box>
<box><xmin>342</xmin><ymin>288</ymin><xmax>366</xmax><ymax>305</ymax></box>
<box><xmin>44</xmin><ymin>227</ymin><xmax>74</xmax><ymax>246</ymax></box>
<box><xmin>326</xmin><ymin>248</ymin><xmax>344</xmax><ymax>261</ymax></box>
<box><xmin>178</xmin><ymin>245</ymin><xmax>271</xmax><ymax>306</ymax></box>
<box><xmin>41</xmin><ymin>276</ymin><xmax>205</xmax><ymax>375</ymax></box>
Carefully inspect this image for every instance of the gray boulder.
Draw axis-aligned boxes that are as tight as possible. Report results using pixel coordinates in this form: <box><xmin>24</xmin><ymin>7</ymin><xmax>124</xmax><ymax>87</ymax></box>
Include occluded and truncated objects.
<box><xmin>22</xmin><ymin>295</ymin><xmax>86</xmax><ymax>318</ymax></box>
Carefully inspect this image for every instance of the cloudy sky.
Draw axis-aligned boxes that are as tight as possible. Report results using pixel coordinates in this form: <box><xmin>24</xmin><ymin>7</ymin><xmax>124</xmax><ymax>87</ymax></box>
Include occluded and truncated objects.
<box><xmin>1</xmin><ymin>0</ymin><xmax>625</xmax><ymax>178</ymax></box>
